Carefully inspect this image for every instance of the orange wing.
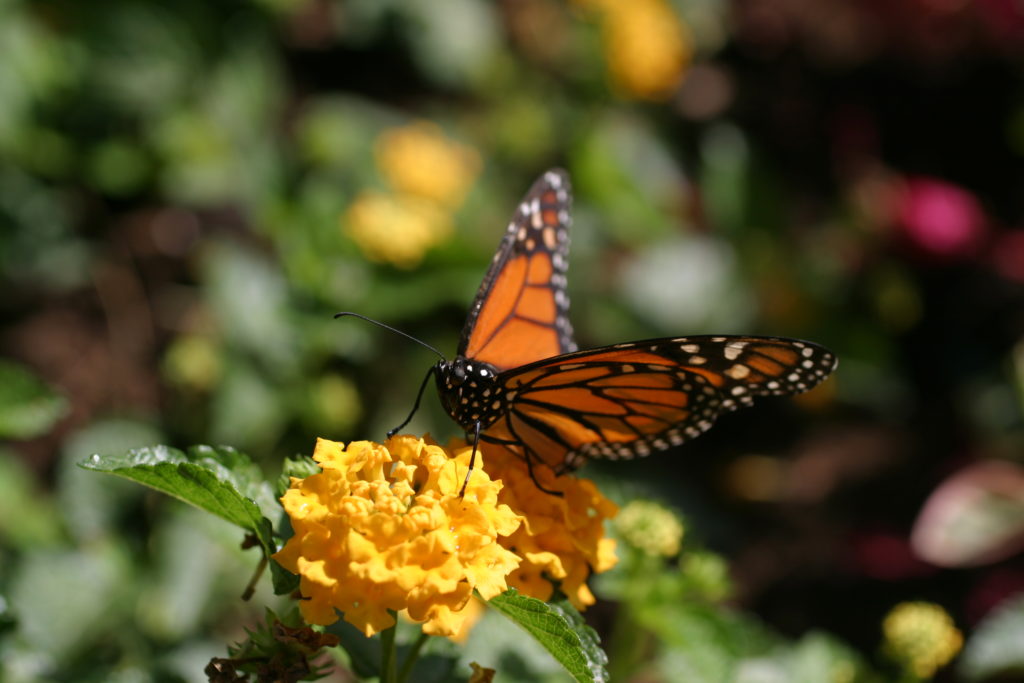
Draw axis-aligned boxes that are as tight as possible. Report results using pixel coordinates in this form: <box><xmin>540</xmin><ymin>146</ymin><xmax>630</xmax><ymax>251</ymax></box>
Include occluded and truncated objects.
<box><xmin>458</xmin><ymin>169</ymin><xmax>576</xmax><ymax>371</ymax></box>
<box><xmin>479</xmin><ymin>336</ymin><xmax>837</xmax><ymax>473</ymax></box>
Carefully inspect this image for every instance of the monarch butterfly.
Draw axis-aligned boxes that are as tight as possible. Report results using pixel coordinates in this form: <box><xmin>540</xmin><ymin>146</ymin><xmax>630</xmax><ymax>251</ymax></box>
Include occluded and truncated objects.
<box><xmin>343</xmin><ymin>169</ymin><xmax>836</xmax><ymax>493</ymax></box>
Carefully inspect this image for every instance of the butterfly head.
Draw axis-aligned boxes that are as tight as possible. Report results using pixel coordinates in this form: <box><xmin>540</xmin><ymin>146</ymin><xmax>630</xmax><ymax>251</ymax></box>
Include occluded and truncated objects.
<box><xmin>435</xmin><ymin>357</ymin><xmax>503</xmax><ymax>430</ymax></box>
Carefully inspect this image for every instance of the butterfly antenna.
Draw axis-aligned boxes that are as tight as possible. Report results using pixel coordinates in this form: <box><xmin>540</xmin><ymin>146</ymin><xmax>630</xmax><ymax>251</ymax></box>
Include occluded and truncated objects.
<box><xmin>334</xmin><ymin>312</ymin><xmax>446</xmax><ymax>361</ymax></box>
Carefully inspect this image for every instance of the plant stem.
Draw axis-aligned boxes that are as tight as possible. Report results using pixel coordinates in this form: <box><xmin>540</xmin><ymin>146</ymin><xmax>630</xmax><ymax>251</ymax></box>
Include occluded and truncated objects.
<box><xmin>397</xmin><ymin>631</ymin><xmax>431</xmax><ymax>683</ymax></box>
<box><xmin>240</xmin><ymin>553</ymin><xmax>268</xmax><ymax>601</ymax></box>
<box><xmin>380</xmin><ymin>615</ymin><xmax>398</xmax><ymax>683</ymax></box>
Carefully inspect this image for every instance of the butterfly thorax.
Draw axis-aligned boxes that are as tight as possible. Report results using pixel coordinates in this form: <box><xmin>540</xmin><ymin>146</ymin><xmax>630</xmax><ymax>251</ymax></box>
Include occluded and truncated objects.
<box><xmin>435</xmin><ymin>357</ymin><xmax>505</xmax><ymax>431</ymax></box>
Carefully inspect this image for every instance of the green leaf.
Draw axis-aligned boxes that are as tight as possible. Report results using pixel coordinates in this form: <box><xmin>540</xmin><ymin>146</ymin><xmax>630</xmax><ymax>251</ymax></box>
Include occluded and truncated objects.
<box><xmin>278</xmin><ymin>454</ymin><xmax>321</xmax><ymax>496</ymax></box>
<box><xmin>960</xmin><ymin>593</ymin><xmax>1024</xmax><ymax>681</ymax></box>
<box><xmin>77</xmin><ymin>444</ymin><xmax>296</xmax><ymax>594</ymax></box>
<box><xmin>325</xmin><ymin>618</ymin><xmax>381</xmax><ymax>679</ymax></box>
<box><xmin>0</xmin><ymin>450</ymin><xmax>63</xmax><ymax>547</ymax></box>
<box><xmin>9</xmin><ymin>542</ymin><xmax>133</xmax><ymax>661</ymax></box>
<box><xmin>80</xmin><ymin>445</ymin><xmax>265</xmax><ymax>527</ymax></box>
<box><xmin>488</xmin><ymin>590</ymin><xmax>608</xmax><ymax>683</ymax></box>
<box><xmin>57</xmin><ymin>419</ymin><xmax>163</xmax><ymax>543</ymax></box>
<box><xmin>0</xmin><ymin>359</ymin><xmax>68</xmax><ymax>439</ymax></box>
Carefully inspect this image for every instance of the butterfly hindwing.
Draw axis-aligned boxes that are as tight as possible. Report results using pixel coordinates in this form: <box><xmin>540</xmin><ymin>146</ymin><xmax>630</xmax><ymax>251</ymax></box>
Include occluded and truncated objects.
<box><xmin>477</xmin><ymin>336</ymin><xmax>836</xmax><ymax>473</ymax></box>
<box><xmin>457</xmin><ymin>169</ymin><xmax>576</xmax><ymax>372</ymax></box>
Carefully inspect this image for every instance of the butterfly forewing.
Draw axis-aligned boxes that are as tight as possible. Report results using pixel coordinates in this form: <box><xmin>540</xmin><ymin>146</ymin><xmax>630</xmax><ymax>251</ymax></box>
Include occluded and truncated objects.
<box><xmin>457</xmin><ymin>169</ymin><xmax>576</xmax><ymax>372</ymax></box>
<box><xmin>477</xmin><ymin>336</ymin><xmax>836</xmax><ymax>473</ymax></box>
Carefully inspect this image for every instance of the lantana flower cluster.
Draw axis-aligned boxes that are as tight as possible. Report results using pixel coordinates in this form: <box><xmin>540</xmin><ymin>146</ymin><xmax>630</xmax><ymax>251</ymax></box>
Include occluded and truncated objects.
<box><xmin>273</xmin><ymin>436</ymin><xmax>521</xmax><ymax>637</ymax></box>
<box><xmin>575</xmin><ymin>0</ymin><xmax>692</xmax><ymax>101</ymax></box>
<box><xmin>882</xmin><ymin>601</ymin><xmax>963</xmax><ymax>679</ymax></box>
<box><xmin>483</xmin><ymin>444</ymin><xmax>619</xmax><ymax>610</ymax></box>
<box><xmin>275</xmin><ymin>435</ymin><xmax>619</xmax><ymax>638</ymax></box>
<box><xmin>615</xmin><ymin>499</ymin><xmax>683</xmax><ymax>557</ymax></box>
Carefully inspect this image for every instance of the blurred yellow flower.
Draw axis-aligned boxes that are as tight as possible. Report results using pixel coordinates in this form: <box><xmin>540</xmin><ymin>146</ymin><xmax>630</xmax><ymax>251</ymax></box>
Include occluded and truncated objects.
<box><xmin>343</xmin><ymin>190</ymin><xmax>452</xmax><ymax>268</ymax></box>
<box><xmin>375</xmin><ymin>121</ymin><xmax>481</xmax><ymax>207</ymax></box>
<box><xmin>304</xmin><ymin>374</ymin><xmax>361</xmax><ymax>434</ymax></box>
<box><xmin>273</xmin><ymin>436</ymin><xmax>522</xmax><ymax>638</ymax></box>
<box><xmin>615</xmin><ymin>500</ymin><xmax>684</xmax><ymax>557</ymax></box>
<box><xmin>482</xmin><ymin>445</ymin><xmax>619</xmax><ymax>610</ymax></box>
<box><xmin>162</xmin><ymin>334</ymin><xmax>222</xmax><ymax>391</ymax></box>
<box><xmin>581</xmin><ymin>0</ymin><xmax>692</xmax><ymax>101</ymax></box>
<box><xmin>882</xmin><ymin>601</ymin><xmax>963</xmax><ymax>679</ymax></box>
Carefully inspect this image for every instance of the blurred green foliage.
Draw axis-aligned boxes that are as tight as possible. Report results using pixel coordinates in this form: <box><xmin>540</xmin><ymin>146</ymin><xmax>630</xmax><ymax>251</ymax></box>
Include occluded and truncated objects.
<box><xmin>0</xmin><ymin>360</ymin><xmax>67</xmax><ymax>439</ymax></box>
<box><xmin>3</xmin><ymin>0</ymin><xmax>1024</xmax><ymax>679</ymax></box>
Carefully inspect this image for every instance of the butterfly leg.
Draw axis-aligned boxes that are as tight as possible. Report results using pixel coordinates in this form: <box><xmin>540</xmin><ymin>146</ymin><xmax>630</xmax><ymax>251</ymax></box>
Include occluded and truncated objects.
<box><xmin>498</xmin><ymin>419</ymin><xmax>565</xmax><ymax>497</ymax></box>
<box><xmin>387</xmin><ymin>366</ymin><xmax>436</xmax><ymax>439</ymax></box>
<box><xmin>459</xmin><ymin>421</ymin><xmax>482</xmax><ymax>497</ymax></box>
<box><xmin>522</xmin><ymin>447</ymin><xmax>564</xmax><ymax>498</ymax></box>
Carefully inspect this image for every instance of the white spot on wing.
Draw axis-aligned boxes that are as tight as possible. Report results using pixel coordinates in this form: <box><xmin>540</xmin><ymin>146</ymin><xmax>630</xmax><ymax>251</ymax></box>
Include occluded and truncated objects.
<box><xmin>725</xmin><ymin>364</ymin><xmax>751</xmax><ymax>379</ymax></box>
<box><xmin>723</xmin><ymin>342</ymin><xmax>747</xmax><ymax>360</ymax></box>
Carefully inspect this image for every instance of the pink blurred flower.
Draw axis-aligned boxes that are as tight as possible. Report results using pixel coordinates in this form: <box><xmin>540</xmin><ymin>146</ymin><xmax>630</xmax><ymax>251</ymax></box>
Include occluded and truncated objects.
<box><xmin>911</xmin><ymin>460</ymin><xmax>1024</xmax><ymax>568</ymax></box>
<box><xmin>896</xmin><ymin>176</ymin><xmax>988</xmax><ymax>259</ymax></box>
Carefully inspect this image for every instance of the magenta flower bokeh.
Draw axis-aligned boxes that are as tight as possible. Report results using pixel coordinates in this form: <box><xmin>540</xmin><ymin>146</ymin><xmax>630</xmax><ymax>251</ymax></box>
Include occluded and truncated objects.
<box><xmin>896</xmin><ymin>176</ymin><xmax>988</xmax><ymax>258</ymax></box>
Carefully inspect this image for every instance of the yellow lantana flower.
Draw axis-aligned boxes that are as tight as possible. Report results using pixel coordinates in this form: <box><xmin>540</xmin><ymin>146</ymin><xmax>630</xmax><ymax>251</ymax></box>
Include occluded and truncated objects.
<box><xmin>579</xmin><ymin>0</ymin><xmax>692</xmax><ymax>101</ymax></box>
<box><xmin>615</xmin><ymin>500</ymin><xmax>684</xmax><ymax>557</ymax></box>
<box><xmin>882</xmin><ymin>601</ymin><xmax>963</xmax><ymax>679</ymax></box>
<box><xmin>343</xmin><ymin>190</ymin><xmax>452</xmax><ymax>269</ymax></box>
<box><xmin>481</xmin><ymin>445</ymin><xmax>619</xmax><ymax>610</ymax></box>
<box><xmin>273</xmin><ymin>436</ymin><xmax>521</xmax><ymax>638</ymax></box>
<box><xmin>375</xmin><ymin>121</ymin><xmax>481</xmax><ymax>208</ymax></box>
